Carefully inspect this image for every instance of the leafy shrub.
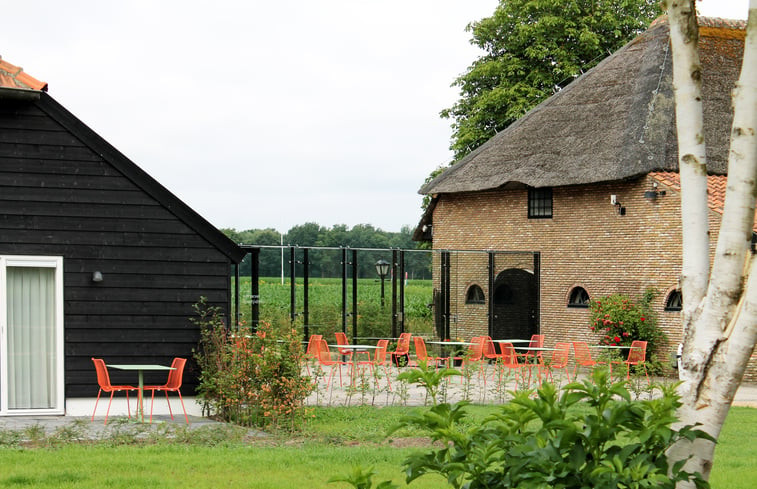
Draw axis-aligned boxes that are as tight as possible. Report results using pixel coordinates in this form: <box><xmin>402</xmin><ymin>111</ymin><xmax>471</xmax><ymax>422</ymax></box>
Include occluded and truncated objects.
<box><xmin>589</xmin><ymin>289</ymin><xmax>666</xmax><ymax>354</ymax></box>
<box><xmin>191</xmin><ymin>297</ymin><xmax>315</xmax><ymax>430</ymax></box>
<box><xmin>335</xmin><ymin>370</ymin><xmax>712</xmax><ymax>488</ymax></box>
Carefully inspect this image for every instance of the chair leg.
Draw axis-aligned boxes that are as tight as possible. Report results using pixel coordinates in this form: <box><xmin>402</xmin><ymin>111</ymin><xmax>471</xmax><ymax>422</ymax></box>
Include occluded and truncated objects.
<box><xmin>105</xmin><ymin>391</ymin><xmax>116</xmax><ymax>425</ymax></box>
<box><xmin>165</xmin><ymin>391</ymin><xmax>174</xmax><ymax>420</ymax></box>
<box><xmin>174</xmin><ymin>391</ymin><xmax>189</xmax><ymax>424</ymax></box>
<box><xmin>92</xmin><ymin>389</ymin><xmax>103</xmax><ymax>421</ymax></box>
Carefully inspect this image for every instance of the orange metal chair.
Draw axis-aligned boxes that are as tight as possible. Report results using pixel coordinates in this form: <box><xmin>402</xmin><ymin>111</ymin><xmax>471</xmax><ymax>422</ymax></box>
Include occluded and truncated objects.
<box><xmin>543</xmin><ymin>342</ymin><xmax>572</xmax><ymax>385</ymax></box>
<box><xmin>391</xmin><ymin>332</ymin><xmax>412</xmax><ymax>368</ymax></box>
<box><xmin>91</xmin><ymin>357</ymin><xmax>137</xmax><ymax>425</ymax></box>
<box><xmin>303</xmin><ymin>334</ymin><xmax>323</xmax><ymax>376</ymax></box>
<box><xmin>413</xmin><ymin>336</ymin><xmax>442</xmax><ymax>368</ymax></box>
<box><xmin>572</xmin><ymin>341</ymin><xmax>608</xmax><ymax>378</ymax></box>
<box><xmin>335</xmin><ymin>332</ymin><xmax>370</xmax><ymax>362</ymax></box>
<box><xmin>521</xmin><ymin>334</ymin><xmax>545</xmax><ymax>363</ymax></box>
<box><xmin>356</xmin><ymin>339</ymin><xmax>393</xmax><ymax>390</ymax></box>
<box><xmin>144</xmin><ymin>357</ymin><xmax>189</xmax><ymax>424</ymax></box>
<box><xmin>317</xmin><ymin>339</ymin><xmax>352</xmax><ymax>389</ymax></box>
<box><xmin>461</xmin><ymin>337</ymin><xmax>487</xmax><ymax>386</ymax></box>
<box><xmin>498</xmin><ymin>342</ymin><xmax>524</xmax><ymax>387</ymax></box>
<box><xmin>615</xmin><ymin>340</ymin><xmax>650</xmax><ymax>384</ymax></box>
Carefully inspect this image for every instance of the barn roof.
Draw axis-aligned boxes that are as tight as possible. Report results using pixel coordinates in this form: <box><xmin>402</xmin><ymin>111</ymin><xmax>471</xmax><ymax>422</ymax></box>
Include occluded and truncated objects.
<box><xmin>420</xmin><ymin>16</ymin><xmax>745</xmax><ymax>196</ymax></box>
<box><xmin>0</xmin><ymin>55</ymin><xmax>244</xmax><ymax>262</ymax></box>
<box><xmin>0</xmin><ymin>56</ymin><xmax>48</xmax><ymax>91</ymax></box>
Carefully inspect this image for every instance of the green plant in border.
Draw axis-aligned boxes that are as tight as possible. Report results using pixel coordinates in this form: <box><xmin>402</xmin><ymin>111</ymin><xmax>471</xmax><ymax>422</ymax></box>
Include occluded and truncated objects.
<box><xmin>334</xmin><ymin>368</ymin><xmax>712</xmax><ymax>488</ymax></box>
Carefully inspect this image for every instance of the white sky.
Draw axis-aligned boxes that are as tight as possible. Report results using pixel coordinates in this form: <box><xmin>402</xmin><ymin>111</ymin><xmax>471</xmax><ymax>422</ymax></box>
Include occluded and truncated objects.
<box><xmin>0</xmin><ymin>0</ymin><xmax>748</xmax><ymax>234</ymax></box>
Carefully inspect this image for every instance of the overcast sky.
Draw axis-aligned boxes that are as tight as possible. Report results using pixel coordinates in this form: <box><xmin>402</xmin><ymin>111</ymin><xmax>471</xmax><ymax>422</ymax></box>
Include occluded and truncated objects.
<box><xmin>1</xmin><ymin>0</ymin><xmax>748</xmax><ymax>234</ymax></box>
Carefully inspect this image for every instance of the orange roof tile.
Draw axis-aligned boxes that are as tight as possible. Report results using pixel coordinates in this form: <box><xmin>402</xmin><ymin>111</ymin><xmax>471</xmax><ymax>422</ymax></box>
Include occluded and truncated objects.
<box><xmin>0</xmin><ymin>55</ymin><xmax>47</xmax><ymax>91</ymax></box>
<box><xmin>650</xmin><ymin>171</ymin><xmax>754</xmax><ymax>231</ymax></box>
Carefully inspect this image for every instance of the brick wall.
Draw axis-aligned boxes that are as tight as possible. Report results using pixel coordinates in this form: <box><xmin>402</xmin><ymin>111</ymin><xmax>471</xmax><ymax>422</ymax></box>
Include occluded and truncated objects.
<box><xmin>430</xmin><ymin>176</ymin><xmax>757</xmax><ymax>381</ymax></box>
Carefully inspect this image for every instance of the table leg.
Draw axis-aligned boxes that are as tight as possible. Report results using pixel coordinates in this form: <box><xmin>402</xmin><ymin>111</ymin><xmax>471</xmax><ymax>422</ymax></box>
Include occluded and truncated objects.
<box><xmin>138</xmin><ymin>370</ymin><xmax>144</xmax><ymax>422</ymax></box>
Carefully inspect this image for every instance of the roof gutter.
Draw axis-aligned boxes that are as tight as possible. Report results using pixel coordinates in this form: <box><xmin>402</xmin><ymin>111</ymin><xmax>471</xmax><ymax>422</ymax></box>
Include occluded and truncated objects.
<box><xmin>0</xmin><ymin>87</ymin><xmax>42</xmax><ymax>101</ymax></box>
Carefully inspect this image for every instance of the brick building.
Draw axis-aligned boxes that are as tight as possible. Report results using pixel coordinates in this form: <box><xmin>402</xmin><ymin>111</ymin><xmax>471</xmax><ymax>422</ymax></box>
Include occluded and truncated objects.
<box><xmin>414</xmin><ymin>17</ymin><xmax>757</xmax><ymax>379</ymax></box>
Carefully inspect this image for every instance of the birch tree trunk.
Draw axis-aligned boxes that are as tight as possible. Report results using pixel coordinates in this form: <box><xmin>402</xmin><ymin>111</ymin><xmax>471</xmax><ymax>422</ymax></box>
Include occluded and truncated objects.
<box><xmin>664</xmin><ymin>0</ymin><xmax>757</xmax><ymax>486</ymax></box>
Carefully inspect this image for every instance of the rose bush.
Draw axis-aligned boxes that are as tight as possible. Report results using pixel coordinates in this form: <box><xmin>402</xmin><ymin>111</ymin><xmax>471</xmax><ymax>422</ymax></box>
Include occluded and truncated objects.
<box><xmin>589</xmin><ymin>290</ymin><xmax>665</xmax><ymax>356</ymax></box>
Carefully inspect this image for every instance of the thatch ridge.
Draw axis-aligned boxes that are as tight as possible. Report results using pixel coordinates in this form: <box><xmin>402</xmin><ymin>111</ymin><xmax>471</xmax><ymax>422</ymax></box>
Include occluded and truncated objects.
<box><xmin>420</xmin><ymin>17</ymin><xmax>743</xmax><ymax>196</ymax></box>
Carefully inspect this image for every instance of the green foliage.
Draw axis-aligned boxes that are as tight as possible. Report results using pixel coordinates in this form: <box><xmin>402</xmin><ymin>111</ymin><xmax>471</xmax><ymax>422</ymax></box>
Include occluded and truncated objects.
<box><xmin>589</xmin><ymin>290</ymin><xmax>666</xmax><ymax>354</ymax></box>
<box><xmin>191</xmin><ymin>297</ymin><xmax>315</xmax><ymax>430</ymax></box>
<box><xmin>329</xmin><ymin>467</ymin><xmax>399</xmax><ymax>489</ymax></box>
<box><xmin>440</xmin><ymin>0</ymin><xmax>660</xmax><ymax>161</ymax></box>
<box><xmin>384</xmin><ymin>370</ymin><xmax>712</xmax><ymax>489</ymax></box>
<box><xmin>222</xmin><ymin>224</ymin><xmax>431</xmax><ymax>279</ymax></box>
<box><xmin>233</xmin><ymin>277</ymin><xmax>434</xmax><ymax>340</ymax></box>
<box><xmin>396</xmin><ymin>361</ymin><xmax>460</xmax><ymax>406</ymax></box>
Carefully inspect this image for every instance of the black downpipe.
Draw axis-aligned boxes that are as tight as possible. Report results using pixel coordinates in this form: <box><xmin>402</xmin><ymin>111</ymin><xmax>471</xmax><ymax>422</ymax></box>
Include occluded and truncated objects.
<box><xmin>399</xmin><ymin>249</ymin><xmax>405</xmax><ymax>334</ymax></box>
<box><xmin>488</xmin><ymin>251</ymin><xmax>495</xmax><ymax>337</ymax></box>
<box><xmin>442</xmin><ymin>251</ymin><xmax>451</xmax><ymax>339</ymax></box>
<box><xmin>352</xmin><ymin>249</ymin><xmax>358</xmax><ymax>342</ymax></box>
<box><xmin>534</xmin><ymin>252</ymin><xmax>541</xmax><ymax>333</ymax></box>
<box><xmin>289</xmin><ymin>247</ymin><xmax>296</xmax><ymax>323</ymax></box>
<box><xmin>341</xmin><ymin>248</ymin><xmax>347</xmax><ymax>335</ymax></box>
<box><xmin>391</xmin><ymin>249</ymin><xmax>398</xmax><ymax>339</ymax></box>
<box><xmin>303</xmin><ymin>247</ymin><xmax>309</xmax><ymax>339</ymax></box>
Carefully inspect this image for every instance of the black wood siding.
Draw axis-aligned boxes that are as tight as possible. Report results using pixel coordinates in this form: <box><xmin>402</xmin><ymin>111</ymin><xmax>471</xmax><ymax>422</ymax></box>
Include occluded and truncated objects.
<box><xmin>0</xmin><ymin>98</ymin><xmax>238</xmax><ymax>397</ymax></box>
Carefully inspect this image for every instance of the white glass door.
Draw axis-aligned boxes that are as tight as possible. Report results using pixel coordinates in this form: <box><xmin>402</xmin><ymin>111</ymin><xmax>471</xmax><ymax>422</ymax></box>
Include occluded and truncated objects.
<box><xmin>0</xmin><ymin>256</ymin><xmax>64</xmax><ymax>415</ymax></box>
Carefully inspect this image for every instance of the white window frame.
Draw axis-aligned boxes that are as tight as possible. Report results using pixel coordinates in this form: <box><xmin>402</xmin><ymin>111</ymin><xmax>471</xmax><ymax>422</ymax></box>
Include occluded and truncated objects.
<box><xmin>0</xmin><ymin>255</ymin><xmax>65</xmax><ymax>415</ymax></box>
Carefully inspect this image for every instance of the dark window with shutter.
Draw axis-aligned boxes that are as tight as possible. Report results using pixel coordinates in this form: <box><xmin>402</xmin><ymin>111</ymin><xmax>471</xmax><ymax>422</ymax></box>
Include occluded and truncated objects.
<box><xmin>528</xmin><ymin>188</ymin><xmax>553</xmax><ymax>218</ymax></box>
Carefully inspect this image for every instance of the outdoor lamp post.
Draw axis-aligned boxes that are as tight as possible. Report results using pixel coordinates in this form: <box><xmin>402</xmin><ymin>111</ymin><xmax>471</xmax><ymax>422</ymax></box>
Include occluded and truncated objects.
<box><xmin>375</xmin><ymin>259</ymin><xmax>390</xmax><ymax>307</ymax></box>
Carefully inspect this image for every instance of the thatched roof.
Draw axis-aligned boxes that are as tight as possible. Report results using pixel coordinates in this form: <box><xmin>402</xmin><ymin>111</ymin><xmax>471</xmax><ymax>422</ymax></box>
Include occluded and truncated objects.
<box><xmin>420</xmin><ymin>16</ymin><xmax>745</xmax><ymax>196</ymax></box>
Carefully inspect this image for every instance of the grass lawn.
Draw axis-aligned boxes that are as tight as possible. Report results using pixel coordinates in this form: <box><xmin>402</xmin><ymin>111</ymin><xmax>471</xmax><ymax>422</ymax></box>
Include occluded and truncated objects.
<box><xmin>0</xmin><ymin>405</ymin><xmax>754</xmax><ymax>488</ymax></box>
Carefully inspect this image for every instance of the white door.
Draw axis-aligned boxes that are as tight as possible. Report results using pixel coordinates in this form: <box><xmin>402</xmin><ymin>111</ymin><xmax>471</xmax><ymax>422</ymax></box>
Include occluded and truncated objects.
<box><xmin>0</xmin><ymin>256</ymin><xmax>64</xmax><ymax>415</ymax></box>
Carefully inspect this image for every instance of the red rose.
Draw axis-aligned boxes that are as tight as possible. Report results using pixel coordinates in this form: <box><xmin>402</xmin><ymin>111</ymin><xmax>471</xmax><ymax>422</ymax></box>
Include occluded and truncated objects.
<box><xmin>640</xmin><ymin>317</ymin><xmax>646</xmax><ymax>321</ymax></box>
<box><xmin>622</xmin><ymin>332</ymin><xmax>629</xmax><ymax>337</ymax></box>
<box><xmin>614</xmin><ymin>336</ymin><xmax>621</xmax><ymax>342</ymax></box>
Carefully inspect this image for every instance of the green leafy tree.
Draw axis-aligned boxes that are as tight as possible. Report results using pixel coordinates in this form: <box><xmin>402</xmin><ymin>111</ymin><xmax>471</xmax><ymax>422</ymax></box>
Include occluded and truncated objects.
<box><xmin>441</xmin><ymin>0</ymin><xmax>661</xmax><ymax>160</ymax></box>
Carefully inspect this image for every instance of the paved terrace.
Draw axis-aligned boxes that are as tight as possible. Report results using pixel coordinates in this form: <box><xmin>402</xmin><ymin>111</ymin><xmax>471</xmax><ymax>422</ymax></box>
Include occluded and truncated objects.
<box><xmin>1</xmin><ymin>365</ymin><xmax>755</xmax><ymax>436</ymax></box>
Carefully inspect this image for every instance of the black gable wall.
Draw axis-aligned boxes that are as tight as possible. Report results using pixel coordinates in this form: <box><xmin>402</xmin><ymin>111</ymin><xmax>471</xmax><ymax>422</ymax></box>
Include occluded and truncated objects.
<box><xmin>0</xmin><ymin>96</ymin><xmax>238</xmax><ymax>397</ymax></box>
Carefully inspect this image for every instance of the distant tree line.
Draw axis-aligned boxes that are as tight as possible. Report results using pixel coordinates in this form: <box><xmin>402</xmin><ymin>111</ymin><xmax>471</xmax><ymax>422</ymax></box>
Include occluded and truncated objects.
<box><xmin>222</xmin><ymin>223</ymin><xmax>431</xmax><ymax>280</ymax></box>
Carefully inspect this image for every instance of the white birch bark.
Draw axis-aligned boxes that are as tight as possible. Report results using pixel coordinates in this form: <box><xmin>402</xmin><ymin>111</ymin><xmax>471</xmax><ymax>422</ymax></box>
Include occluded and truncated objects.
<box><xmin>664</xmin><ymin>0</ymin><xmax>757</xmax><ymax>485</ymax></box>
<box><xmin>666</xmin><ymin>0</ymin><xmax>710</xmax><ymax>325</ymax></box>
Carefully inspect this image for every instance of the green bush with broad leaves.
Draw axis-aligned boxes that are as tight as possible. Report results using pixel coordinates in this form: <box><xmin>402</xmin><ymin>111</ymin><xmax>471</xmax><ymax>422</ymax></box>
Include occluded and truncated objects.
<box><xmin>332</xmin><ymin>369</ymin><xmax>712</xmax><ymax>489</ymax></box>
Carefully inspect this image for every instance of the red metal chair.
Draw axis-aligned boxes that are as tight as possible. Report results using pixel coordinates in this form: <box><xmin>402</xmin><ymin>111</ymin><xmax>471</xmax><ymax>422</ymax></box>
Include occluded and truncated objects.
<box><xmin>391</xmin><ymin>332</ymin><xmax>412</xmax><ymax>368</ymax></box>
<box><xmin>145</xmin><ymin>357</ymin><xmax>189</xmax><ymax>424</ymax></box>
<box><xmin>572</xmin><ymin>341</ymin><xmax>608</xmax><ymax>378</ymax></box>
<box><xmin>91</xmin><ymin>358</ymin><xmax>137</xmax><ymax>425</ymax></box>
<box><xmin>356</xmin><ymin>339</ymin><xmax>393</xmax><ymax>390</ymax></box>
<box><xmin>615</xmin><ymin>340</ymin><xmax>650</xmax><ymax>384</ymax></box>
<box><xmin>498</xmin><ymin>342</ymin><xmax>524</xmax><ymax>387</ymax></box>
<box><xmin>303</xmin><ymin>334</ymin><xmax>323</xmax><ymax>376</ymax></box>
<box><xmin>335</xmin><ymin>332</ymin><xmax>370</xmax><ymax>362</ymax></box>
<box><xmin>543</xmin><ymin>342</ymin><xmax>572</xmax><ymax>385</ymax></box>
<box><xmin>462</xmin><ymin>337</ymin><xmax>487</xmax><ymax>386</ymax></box>
<box><xmin>413</xmin><ymin>336</ymin><xmax>442</xmax><ymax>368</ymax></box>
<box><xmin>317</xmin><ymin>339</ymin><xmax>352</xmax><ymax>389</ymax></box>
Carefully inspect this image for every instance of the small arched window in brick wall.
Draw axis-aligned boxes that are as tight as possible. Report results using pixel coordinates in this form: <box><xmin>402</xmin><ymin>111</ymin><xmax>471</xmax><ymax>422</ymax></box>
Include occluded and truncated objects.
<box><xmin>665</xmin><ymin>289</ymin><xmax>682</xmax><ymax>312</ymax></box>
<box><xmin>465</xmin><ymin>284</ymin><xmax>486</xmax><ymax>304</ymax></box>
<box><xmin>567</xmin><ymin>286</ymin><xmax>590</xmax><ymax>308</ymax></box>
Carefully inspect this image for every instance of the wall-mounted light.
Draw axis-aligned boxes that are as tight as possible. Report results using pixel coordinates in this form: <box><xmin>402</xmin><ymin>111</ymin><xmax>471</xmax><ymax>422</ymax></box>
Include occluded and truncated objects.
<box><xmin>644</xmin><ymin>181</ymin><xmax>666</xmax><ymax>201</ymax></box>
<box><xmin>610</xmin><ymin>195</ymin><xmax>626</xmax><ymax>215</ymax></box>
<box><xmin>92</xmin><ymin>271</ymin><xmax>103</xmax><ymax>283</ymax></box>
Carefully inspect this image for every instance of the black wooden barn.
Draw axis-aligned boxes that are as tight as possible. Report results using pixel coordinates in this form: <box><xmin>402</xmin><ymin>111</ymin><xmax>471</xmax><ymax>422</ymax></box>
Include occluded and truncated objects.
<box><xmin>0</xmin><ymin>59</ymin><xmax>244</xmax><ymax>415</ymax></box>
